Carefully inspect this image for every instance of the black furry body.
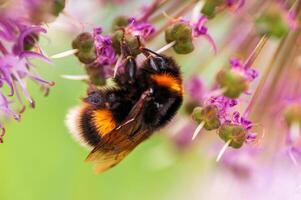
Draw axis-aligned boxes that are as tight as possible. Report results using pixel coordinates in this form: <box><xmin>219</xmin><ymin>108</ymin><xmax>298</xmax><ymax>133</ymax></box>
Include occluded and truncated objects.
<box><xmin>81</xmin><ymin>51</ymin><xmax>183</xmax><ymax>146</ymax></box>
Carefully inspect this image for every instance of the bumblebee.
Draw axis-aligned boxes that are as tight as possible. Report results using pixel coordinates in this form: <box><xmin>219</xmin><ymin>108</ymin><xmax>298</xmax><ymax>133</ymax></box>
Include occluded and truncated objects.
<box><xmin>66</xmin><ymin>40</ymin><xmax>183</xmax><ymax>173</ymax></box>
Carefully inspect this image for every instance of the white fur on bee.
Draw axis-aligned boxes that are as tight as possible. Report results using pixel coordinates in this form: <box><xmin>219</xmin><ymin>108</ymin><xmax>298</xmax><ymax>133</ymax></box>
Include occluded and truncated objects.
<box><xmin>65</xmin><ymin>106</ymin><xmax>93</xmax><ymax>150</ymax></box>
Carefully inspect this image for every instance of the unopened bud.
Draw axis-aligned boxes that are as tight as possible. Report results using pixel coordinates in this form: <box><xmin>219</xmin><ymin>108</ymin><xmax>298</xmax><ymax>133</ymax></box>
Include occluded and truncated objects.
<box><xmin>165</xmin><ymin>23</ymin><xmax>194</xmax><ymax>54</ymax></box>
<box><xmin>218</xmin><ymin>123</ymin><xmax>246</xmax><ymax>148</ymax></box>
<box><xmin>216</xmin><ymin>69</ymin><xmax>248</xmax><ymax>99</ymax></box>
<box><xmin>72</xmin><ymin>32</ymin><xmax>96</xmax><ymax>64</ymax></box>
<box><xmin>192</xmin><ymin>105</ymin><xmax>221</xmax><ymax>131</ymax></box>
<box><xmin>256</xmin><ymin>6</ymin><xmax>289</xmax><ymax>38</ymax></box>
<box><xmin>52</xmin><ymin>0</ymin><xmax>66</xmax><ymax>17</ymax></box>
<box><xmin>85</xmin><ymin>63</ymin><xmax>106</xmax><ymax>86</ymax></box>
<box><xmin>201</xmin><ymin>0</ymin><xmax>223</xmax><ymax>19</ymax></box>
<box><xmin>111</xmin><ymin>30</ymin><xmax>141</xmax><ymax>56</ymax></box>
<box><xmin>111</xmin><ymin>16</ymin><xmax>130</xmax><ymax>31</ymax></box>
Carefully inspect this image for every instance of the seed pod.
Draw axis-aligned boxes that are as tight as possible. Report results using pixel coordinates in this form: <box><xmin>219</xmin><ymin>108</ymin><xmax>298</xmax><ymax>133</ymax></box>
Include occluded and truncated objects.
<box><xmin>111</xmin><ymin>16</ymin><xmax>130</xmax><ymax>31</ymax></box>
<box><xmin>218</xmin><ymin>123</ymin><xmax>246</xmax><ymax>148</ymax></box>
<box><xmin>72</xmin><ymin>32</ymin><xmax>96</xmax><ymax>64</ymax></box>
<box><xmin>165</xmin><ymin>22</ymin><xmax>194</xmax><ymax>54</ymax></box>
<box><xmin>216</xmin><ymin>69</ymin><xmax>248</xmax><ymax>99</ymax></box>
<box><xmin>255</xmin><ymin>6</ymin><xmax>289</xmax><ymax>38</ymax></box>
<box><xmin>111</xmin><ymin>30</ymin><xmax>141</xmax><ymax>56</ymax></box>
<box><xmin>284</xmin><ymin>104</ymin><xmax>301</xmax><ymax>126</ymax></box>
<box><xmin>52</xmin><ymin>0</ymin><xmax>66</xmax><ymax>17</ymax></box>
<box><xmin>201</xmin><ymin>0</ymin><xmax>223</xmax><ymax>19</ymax></box>
<box><xmin>192</xmin><ymin>105</ymin><xmax>221</xmax><ymax>131</ymax></box>
<box><xmin>184</xmin><ymin>101</ymin><xmax>200</xmax><ymax>115</ymax></box>
<box><xmin>85</xmin><ymin>63</ymin><xmax>106</xmax><ymax>86</ymax></box>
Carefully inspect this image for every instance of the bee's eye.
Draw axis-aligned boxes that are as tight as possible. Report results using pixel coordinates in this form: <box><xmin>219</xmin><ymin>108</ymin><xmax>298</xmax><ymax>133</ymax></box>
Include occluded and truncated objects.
<box><xmin>155</xmin><ymin>57</ymin><xmax>167</xmax><ymax>70</ymax></box>
<box><xmin>85</xmin><ymin>92</ymin><xmax>104</xmax><ymax>105</ymax></box>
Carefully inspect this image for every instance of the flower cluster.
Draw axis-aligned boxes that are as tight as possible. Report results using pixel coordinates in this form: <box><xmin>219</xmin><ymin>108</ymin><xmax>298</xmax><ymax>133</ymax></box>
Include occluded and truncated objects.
<box><xmin>0</xmin><ymin>0</ymin><xmax>65</xmax><ymax>142</ymax></box>
<box><xmin>190</xmin><ymin>55</ymin><xmax>260</xmax><ymax>152</ymax></box>
<box><xmin>165</xmin><ymin>15</ymin><xmax>217</xmax><ymax>54</ymax></box>
<box><xmin>69</xmin><ymin>13</ymin><xmax>156</xmax><ymax>86</ymax></box>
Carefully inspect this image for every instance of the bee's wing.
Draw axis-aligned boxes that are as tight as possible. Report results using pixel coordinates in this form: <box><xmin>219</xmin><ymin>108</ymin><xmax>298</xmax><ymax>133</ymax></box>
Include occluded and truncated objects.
<box><xmin>85</xmin><ymin>90</ymin><xmax>152</xmax><ymax>173</ymax></box>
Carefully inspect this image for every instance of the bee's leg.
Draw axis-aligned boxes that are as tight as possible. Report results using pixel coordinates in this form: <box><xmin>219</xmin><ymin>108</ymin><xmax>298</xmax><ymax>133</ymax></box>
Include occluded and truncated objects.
<box><xmin>140</xmin><ymin>47</ymin><xmax>163</xmax><ymax>58</ymax></box>
<box><xmin>114</xmin><ymin>41</ymin><xmax>138</xmax><ymax>85</ymax></box>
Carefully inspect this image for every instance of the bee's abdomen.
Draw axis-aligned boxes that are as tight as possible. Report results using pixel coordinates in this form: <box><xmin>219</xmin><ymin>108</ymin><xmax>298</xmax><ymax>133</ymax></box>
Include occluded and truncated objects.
<box><xmin>66</xmin><ymin>105</ymin><xmax>117</xmax><ymax>149</ymax></box>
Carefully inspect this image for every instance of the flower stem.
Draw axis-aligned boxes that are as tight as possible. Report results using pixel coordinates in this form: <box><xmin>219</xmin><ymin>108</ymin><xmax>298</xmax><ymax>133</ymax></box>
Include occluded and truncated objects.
<box><xmin>138</xmin><ymin>0</ymin><xmax>168</xmax><ymax>22</ymax></box>
<box><xmin>244</xmin><ymin>34</ymin><xmax>269</xmax><ymax>68</ymax></box>
<box><xmin>156</xmin><ymin>41</ymin><xmax>176</xmax><ymax>54</ymax></box>
<box><xmin>216</xmin><ymin>140</ymin><xmax>231</xmax><ymax>162</ymax></box>
<box><xmin>243</xmin><ymin>37</ymin><xmax>284</xmax><ymax>117</ymax></box>
<box><xmin>51</xmin><ymin>49</ymin><xmax>79</xmax><ymax>59</ymax></box>
<box><xmin>192</xmin><ymin>121</ymin><xmax>205</xmax><ymax>140</ymax></box>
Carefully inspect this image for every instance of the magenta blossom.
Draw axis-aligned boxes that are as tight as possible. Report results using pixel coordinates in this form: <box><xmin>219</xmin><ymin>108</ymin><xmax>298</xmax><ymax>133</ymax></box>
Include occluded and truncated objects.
<box><xmin>230</xmin><ymin>57</ymin><xmax>258</xmax><ymax>81</ymax></box>
<box><xmin>0</xmin><ymin>16</ymin><xmax>53</xmax><ymax>137</ymax></box>
<box><xmin>191</xmin><ymin>16</ymin><xmax>217</xmax><ymax>53</ymax></box>
<box><xmin>206</xmin><ymin>95</ymin><xmax>238</xmax><ymax>122</ymax></box>
<box><xmin>127</xmin><ymin>17</ymin><xmax>155</xmax><ymax>39</ymax></box>
<box><xmin>93</xmin><ymin>27</ymin><xmax>117</xmax><ymax>66</ymax></box>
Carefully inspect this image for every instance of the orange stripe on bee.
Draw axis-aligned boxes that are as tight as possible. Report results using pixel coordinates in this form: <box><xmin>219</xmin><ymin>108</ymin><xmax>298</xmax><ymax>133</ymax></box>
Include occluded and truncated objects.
<box><xmin>151</xmin><ymin>74</ymin><xmax>183</xmax><ymax>94</ymax></box>
<box><xmin>92</xmin><ymin>109</ymin><xmax>116</xmax><ymax>137</ymax></box>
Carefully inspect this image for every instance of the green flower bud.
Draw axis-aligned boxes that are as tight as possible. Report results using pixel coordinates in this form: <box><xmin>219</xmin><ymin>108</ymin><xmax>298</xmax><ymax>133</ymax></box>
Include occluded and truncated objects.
<box><xmin>24</xmin><ymin>33</ymin><xmax>39</xmax><ymax>51</ymax></box>
<box><xmin>201</xmin><ymin>0</ymin><xmax>223</xmax><ymax>19</ymax></box>
<box><xmin>85</xmin><ymin>64</ymin><xmax>106</xmax><ymax>86</ymax></box>
<box><xmin>192</xmin><ymin>106</ymin><xmax>203</xmax><ymax>123</ymax></box>
<box><xmin>255</xmin><ymin>6</ymin><xmax>289</xmax><ymax>38</ymax></box>
<box><xmin>192</xmin><ymin>105</ymin><xmax>221</xmax><ymax>131</ymax></box>
<box><xmin>111</xmin><ymin>30</ymin><xmax>141</xmax><ymax>56</ymax></box>
<box><xmin>165</xmin><ymin>22</ymin><xmax>194</xmax><ymax>54</ymax></box>
<box><xmin>184</xmin><ymin>101</ymin><xmax>200</xmax><ymax>115</ymax></box>
<box><xmin>218</xmin><ymin>124</ymin><xmax>246</xmax><ymax>149</ymax></box>
<box><xmin>52</xmin><ymin>0</ymin><xmax>66</xmax><ymax>17</ymax></box>
<box><xmin>72</xmin><ymin>32</ymin><xmax>96</xmax><ymax>64</ymax></box>
<box><xmin>111</xmin><ymin>16</ymin><xmax>130</xmax><ymax>31</ymax></box>
<box><xmin>216</xmin><ymin>69</ymin><xmax>249</xmax><ymax>99</ymax></box>
<box><xmin>284</xmin><ymin>104</ymin><xmax>301</xmax><ymax>126</ymax></box>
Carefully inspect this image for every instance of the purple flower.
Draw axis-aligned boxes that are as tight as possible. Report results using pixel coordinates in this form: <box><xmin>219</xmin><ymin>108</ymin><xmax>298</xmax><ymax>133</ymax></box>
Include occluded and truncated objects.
<box><xmin>127</xmin><ymin>17</ymin><xmax>155</xmax><ymax>39</ymax></box>
<box><xmin>191</xmin><ymin>16</ymin><xmax>217</xmax><ymax>53</ymax></box>
<box><xmin>0</xmin><ymin>16</ymin><xmax>53</xmax><ymax>137</ymax></box>
<box><xmin>230</xmin><ymin>57</ymin><xmax>258</xmax><ymax>81</ymax></box>
<box><xmin>93</xmin><ymin>27</ymin><xmax>117</xmax><ymax>66</ymax></box>
<box><xmin>232</xmin><ymin>111</ymin><xmax>253</xmax><ymax>130</ymax></box>
<box><xmin>206</xmin><ymin>95</ymin><xmax>238</xmax><ymax>122</ymax></box>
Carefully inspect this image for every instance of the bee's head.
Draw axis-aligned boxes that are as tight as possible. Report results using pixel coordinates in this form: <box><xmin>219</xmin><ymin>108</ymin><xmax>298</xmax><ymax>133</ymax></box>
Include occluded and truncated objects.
<box><xmin>140</xmin><ymin>48</ymin><xmax>180</xmax><ymax>77</ymax></box>
<box><xmin>149</xmin><ymin>55</ymin><xmax>180</xmax><ymax>76</ymax></box>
